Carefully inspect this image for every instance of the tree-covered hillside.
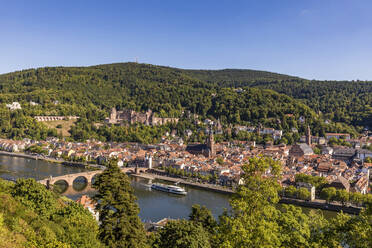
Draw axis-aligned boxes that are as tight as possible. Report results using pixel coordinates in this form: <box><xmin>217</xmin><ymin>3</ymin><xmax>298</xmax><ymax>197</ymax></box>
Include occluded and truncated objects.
<box><xmin>0</xmin><ymin>62</ymin><xmax>367</xmax><ymax>141</ymax></box>
<box><xmin>0</xmin><ymin>63</ymin><xmax>314</xmax><ymax>122</ymax></box>
<box><xmin>180</xmin><ymin>68</ymin><xmax>300</xmax><ymax>84</ymax></box>
<box><xmin>0</xmin><ymin>178</ymin><xmax>103</xmax><ymax>248</ymax></box>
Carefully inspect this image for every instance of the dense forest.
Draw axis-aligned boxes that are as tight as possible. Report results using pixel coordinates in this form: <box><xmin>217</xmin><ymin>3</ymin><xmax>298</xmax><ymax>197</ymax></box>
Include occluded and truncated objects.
<box><xmin>0</xmin><ymin>63</ymin><xmax>369</xmax><ymax>141</ymax></box>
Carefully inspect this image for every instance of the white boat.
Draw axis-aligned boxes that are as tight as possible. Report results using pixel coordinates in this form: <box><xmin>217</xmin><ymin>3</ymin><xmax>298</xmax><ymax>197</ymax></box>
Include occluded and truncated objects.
<box><xmin>151</xmin><ymin>183</ymin><xmax>187</xmax><ymax>195</ymax></box>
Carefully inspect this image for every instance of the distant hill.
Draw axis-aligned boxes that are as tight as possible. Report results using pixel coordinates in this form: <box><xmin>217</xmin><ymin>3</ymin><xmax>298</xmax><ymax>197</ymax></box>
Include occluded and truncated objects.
<box><xmin>0</xmin><ymin>63</ymin><xmax>316</xmax><ymax>126</ymax></box>
<box><xmin>0</xmin><ymin>62</ymin><xmax>368</xmax><ymax>137</ymax></box>
<box><xmin>180</xmin><ymin>68</ymin><xmax>301</xmax><ymax>85</ymax></box>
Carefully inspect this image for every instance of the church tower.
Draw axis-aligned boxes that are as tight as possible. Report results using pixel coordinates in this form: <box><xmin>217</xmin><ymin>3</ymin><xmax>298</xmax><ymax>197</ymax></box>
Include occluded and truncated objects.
<box><xmin>207</xmin><ymin>129</ymin><xmax>216</xmax><ymax>157</ymax></box>
<box><xmin>306</xmin><ymin>125</ymin><xmax>312</xmax><ymax>146</ymax></box>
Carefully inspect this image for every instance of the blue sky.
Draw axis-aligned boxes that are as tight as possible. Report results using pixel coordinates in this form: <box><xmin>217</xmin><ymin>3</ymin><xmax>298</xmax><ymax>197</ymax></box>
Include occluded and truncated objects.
<box><xmin>0</xmin><ymin>0</ymin><xmax>371</xmax><ymax>80</ymax></box>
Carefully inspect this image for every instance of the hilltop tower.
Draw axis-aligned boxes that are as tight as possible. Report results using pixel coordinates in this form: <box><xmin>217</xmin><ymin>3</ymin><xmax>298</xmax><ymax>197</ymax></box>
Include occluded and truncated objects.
<box><xmin>306</xmin><ymin>125</ymin><xmax>312</xmax><ymax>146</ymax></box>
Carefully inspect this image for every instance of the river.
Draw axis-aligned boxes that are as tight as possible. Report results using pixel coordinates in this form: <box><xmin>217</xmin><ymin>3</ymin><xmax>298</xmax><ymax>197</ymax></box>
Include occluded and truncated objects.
<box><xmin>0</xmin><ymin>155</ymin><xmax>340</xmax><ymax>221</ymax></box>
<box><xmin>0</xmin><ymin>155</ymin><xmax>230</xmax><ymax>221</ymax></box>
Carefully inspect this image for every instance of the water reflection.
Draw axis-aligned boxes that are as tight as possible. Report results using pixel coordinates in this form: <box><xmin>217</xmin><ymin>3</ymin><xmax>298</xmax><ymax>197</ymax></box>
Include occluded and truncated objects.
<box><xmin>62</xmin><ymin>177</ymin><xmax>231</xmax><ymax>222</ymax></box>
<box><xmin>0</xmin><ymin>155</ymin><xmax>86</xmax><ymax>181</ymax></box>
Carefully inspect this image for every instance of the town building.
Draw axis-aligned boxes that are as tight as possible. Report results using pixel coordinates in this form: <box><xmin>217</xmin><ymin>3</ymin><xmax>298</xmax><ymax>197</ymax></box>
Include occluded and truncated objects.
<box><xmin>289</xmin><ymin>143</ymin><xmax>314</xmax><ymax>158</ymax></box>
<box><xmin>186</xmin><ymin>132</ymin><xmax>215</xmax><ymax>158</ymax></box>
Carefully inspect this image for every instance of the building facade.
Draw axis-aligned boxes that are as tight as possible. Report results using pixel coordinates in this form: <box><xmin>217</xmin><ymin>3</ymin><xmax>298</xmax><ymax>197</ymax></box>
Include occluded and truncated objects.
<box><xmin>106</xmin><ymin>108</ymin><xmax>179</xmax><ymax>126</ymax></box>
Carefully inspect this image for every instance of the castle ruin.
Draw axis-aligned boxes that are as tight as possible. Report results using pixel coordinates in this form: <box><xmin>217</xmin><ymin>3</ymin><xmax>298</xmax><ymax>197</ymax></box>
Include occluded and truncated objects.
<box><xmin>106</xmin><ymin>108</ymin><xmax>179</xmax><ymax>126</ymax></box>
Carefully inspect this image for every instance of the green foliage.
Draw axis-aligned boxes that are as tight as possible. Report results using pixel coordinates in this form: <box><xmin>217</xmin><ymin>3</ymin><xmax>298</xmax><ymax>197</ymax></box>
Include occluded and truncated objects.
<box><xmin>50</xmin><ymin>202</ymin><xmax>103</xmax><ymax>248</ymax></box>
<box><xmin>26</xmin><ymin>144</ymin><xmax>48</xmax><ymax>155</ymax></box>
<box><xmin>183</xmin><ymin>68</ymin><xmax>299</xmax><ymax>83</ymax></box>
<box><xmin>277</xmin><ymin>205</ymin><xmax>311</xmax><ymax>247</ymax></box>
<box><xmin>0</xmin><ymin>63</ymin><xmax>362</xmax><ymax>142</ymax></box>
<box><xmin>295</xmin><ymin>173</ymin><xmax>328</xmax><ymax>189</ymax></box>
<box><xmin>216</xmin><ymin>156</ymin><xmax>224</xmax><ymax>165</ymax></box>
<box><xmin>153</xmin><ymin>219</ymin><xmax>211</xmax><ymax>248</ymax></box>
<box><xmin>328</xmin><ymin>137</ymin><xmax>352</xmax><ymax>147</ymax></box>
<box><xmin>216</xmin><ymin>157</ymin><xmax>372</xmax><ymax>247</ymax></box>
<box><xmin>0</xmin><ymin>110</ymin><xmax>57</xmax><ymax>140</ymax></box>
<box><xmin>189</xmin><ymin>204</ymin><xmax>217</xmax><ymax>234</ymax></box>
<box><xmin>0</xmin><ymin>178</ymin><xmax>102</xmax><ymax>248</ymax></box>
<box><xmin>284</xmin><ymin>185</ymin><xmax>297</xmax><ymax>198</ymax></box>
<box><xmin>313</xmin><ymin>146</ymin><xmax>321</xmax><ymax>154</ymax></box>
<box><xmin>320</xmin><ymin>187</ymin><xmax>337</xmax><ymax>203</ymax></box>
<box><xmin>11</xmin><ymin>178</ymin><xmax>59</xmax><ymax>217</ymax></box>
<box><xmin>93</xmin><ymin>160</ymin><xmax>148</xmax><ymax>248</ymax></box>
<box><xmin>297</xmin><ymin>188</ymin><xmax>311</xmax><ymax>201</ymax></box>
<box><xmin>364</xmin><ymin>157</ymin><xmax>372</xmax><ymax>163</ymax></box>
<box><xmin>217</xmin><ymin>78</ymin><xmax>371</xmax><ymax>128</ymax></box>
<box><xmin>217</xmin><ymin>157</ymin><xmax>282</xmax><ymax>247</ymax></box>
<box><xmin>334</xmin><ymin>189</ymin><xmax>350</xmax><ymax>206</ymax></box>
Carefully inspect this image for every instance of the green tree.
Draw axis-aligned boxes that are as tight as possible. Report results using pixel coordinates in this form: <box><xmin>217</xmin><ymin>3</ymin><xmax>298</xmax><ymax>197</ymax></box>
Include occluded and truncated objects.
<box><xmin>189</xmin><ymin>204</ymin><xmax>217</xmax><ymax>234</ymax></box>
<box><xmin>350</xmin><ymin>192</ymin><xmax>364</xmax><ymax>206</ymax></box>
<box><xmin>153</xmin><ymin>220</ymin><xmax>211</xmax><ymax>248</ymax></box>
<box><xmin>217</xmin><ymin>156</ymin><xmax>282</xmax><ymax>247</ymax></box>
<box><xmin>297</xmin><ymin>188</ymin><xmax>311</xmax><ymax>201</ymax></box>
<box><xmin>277</xmin><ymin>204</ymin><xmax>311</xmax><ymax>247</ymax></box>
<box><xmin>93</xmin><ymin>160</ymin><xmax>148</xmax><ymax>248</ymax></box>
<box><xmin>284</xmin><ymin>185</ymin><xmax>297</xmax><ymax>198</ymax></box>
<box><xmin>335</xmin><ymin>189</ymin><xmax>349</xmax><ymax>206</ymax></box>
<box><xmin>50</xmin><ymin>202</ymin><xmax>103</xmax><ymax>248</ymax></box>
<box><xmin>11</xmin><ymin>178</ymin><xmax>59</xmax><ymax>217</ymax></box>
<box><xmin>216</xmin><ymin>156</ymin><xmax>224</xmax><ymax>165</ymax></box>
<box><xmin>320</xmin><ymin>187</ymin><xmax>337</xmax><ymax>203</ymax></box>
<box><xmin>313</xmin><ymin>146</ymin><xmax>321</xmax><ymax>154</ymax></box>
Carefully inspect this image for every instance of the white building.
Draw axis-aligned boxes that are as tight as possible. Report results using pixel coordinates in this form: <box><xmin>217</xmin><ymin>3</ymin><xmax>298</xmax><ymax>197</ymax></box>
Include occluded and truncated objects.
<box><xmin>6</xmin><ymin>102</ymin><xmax>22</xmax><ymax>110</ymax></box>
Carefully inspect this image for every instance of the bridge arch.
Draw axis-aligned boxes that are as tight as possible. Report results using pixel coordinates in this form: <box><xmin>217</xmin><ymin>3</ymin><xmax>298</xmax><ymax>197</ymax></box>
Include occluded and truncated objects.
<box><xmin>53</xmin><ymin>179</ymin><xmax>69</xmax><ymax>194</ymax></box>
<box><xmin>72</xmin><ymin>176</ymin><xmax>89</xmax><ymax>191</ymax></box>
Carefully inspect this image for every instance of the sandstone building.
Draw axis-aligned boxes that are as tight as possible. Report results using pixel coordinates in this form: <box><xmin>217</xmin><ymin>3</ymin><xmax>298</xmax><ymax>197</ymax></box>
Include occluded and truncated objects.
<box><xmin>105</xmin><ymin>108</ymin><xmax>179</xmax><ymax>126</ymax></box>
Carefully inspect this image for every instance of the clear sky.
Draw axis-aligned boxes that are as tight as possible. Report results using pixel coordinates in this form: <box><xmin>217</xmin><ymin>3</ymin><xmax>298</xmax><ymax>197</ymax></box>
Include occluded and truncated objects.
<box><xmin>1</xmin><ymin>0</ymin><xmax>371</xmax><ymax>80</ymax></box>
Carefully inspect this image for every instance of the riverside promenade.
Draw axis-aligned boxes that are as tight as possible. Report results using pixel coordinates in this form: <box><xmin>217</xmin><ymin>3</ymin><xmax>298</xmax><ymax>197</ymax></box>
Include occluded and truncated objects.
<box><xmin>131</xmin><ymin>172</ymin><xmax>234</xmax><ymax>194</ymax></box>
<box><xmin>0</xmin><ymin>151</ymin><xmax>64</xmax><ymax>163</ymax></box>
<box><xmin>0</xmin><ymin>151</ymin><xmax>104</xmax><ymax>169</ymax></box>
<box><xmin>279</xmin><ymin>197</ymin><xmax>362</xmax><ymax>215</ymax></box>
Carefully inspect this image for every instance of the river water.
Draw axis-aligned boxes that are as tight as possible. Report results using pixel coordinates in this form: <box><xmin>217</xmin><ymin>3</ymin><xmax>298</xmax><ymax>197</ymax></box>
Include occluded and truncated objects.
<box><xmin>0</xmin><ymin>155</ymin><xmax>230</xmax><ymax>221</ymax></box>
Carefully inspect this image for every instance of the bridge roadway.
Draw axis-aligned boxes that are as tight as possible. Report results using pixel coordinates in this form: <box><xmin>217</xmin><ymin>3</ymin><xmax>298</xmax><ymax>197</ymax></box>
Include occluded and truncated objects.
<box><xmin>38</xmin><ymin>167</ymin><xmax>148</xmax><ymax>187</ymax></box>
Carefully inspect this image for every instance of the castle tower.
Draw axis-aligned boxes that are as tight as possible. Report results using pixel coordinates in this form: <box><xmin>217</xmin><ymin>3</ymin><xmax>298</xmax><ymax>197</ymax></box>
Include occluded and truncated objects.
<box><xmin>306</xmin><ymin>125</ymin><xmax>312</xmax><ymax>146</ymax></box>
<box><xmin>110</xmin><ymin>107</ymin><xmax>117</xmax><ymax>123</ymax></box>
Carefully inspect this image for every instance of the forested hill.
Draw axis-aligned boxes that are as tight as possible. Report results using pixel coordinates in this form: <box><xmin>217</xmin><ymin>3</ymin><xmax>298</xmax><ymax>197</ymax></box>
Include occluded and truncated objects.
<box><xmin>180</xmin><ymin>68</ymin><xmax>300</xmax><ymax>84</ymax></box>
<box><xmin>0</xmin><ymin>62</ymin><xmax>368</xmax><ymax>140</ymax></box>
<box><xmin>0</xmin><ymin>63</ymin><xmax>314</xmax><ymax>122</ymax></box>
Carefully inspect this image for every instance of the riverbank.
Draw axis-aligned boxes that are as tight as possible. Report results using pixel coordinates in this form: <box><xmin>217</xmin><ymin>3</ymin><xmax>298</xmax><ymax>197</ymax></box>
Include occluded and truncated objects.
<box><xmin>279</xmin><ymin>197</ymin><xmax>361</xmax><ymax>215</ymax></box>
<box><xmin>131</xmin><ymin>172</ymin><xmax>234</xmax><ymax>194</ymax></box>
<box><xmin>0</xmin><ymin>151</ymin><xmax>103</xmax><ymax>170</ymax></box>
<box><xmin>0</xmin><ymin>150</ymin><xmax>62</xmax><ymax>162</ymax></box>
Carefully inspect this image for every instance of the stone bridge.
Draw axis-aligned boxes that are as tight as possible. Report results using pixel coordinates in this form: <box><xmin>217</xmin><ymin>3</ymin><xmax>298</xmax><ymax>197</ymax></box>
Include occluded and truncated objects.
<box><xmin>38</xmin><ymin>167</ymin><xmax>148</xmax><ymax>187</ymax></box>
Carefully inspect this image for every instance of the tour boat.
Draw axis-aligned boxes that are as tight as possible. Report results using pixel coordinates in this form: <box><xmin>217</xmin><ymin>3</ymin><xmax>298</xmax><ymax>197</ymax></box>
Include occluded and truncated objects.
<box><xmin>151</xmin><ymin>183</ymin><xmax>187</xmax><ymax>195</ymax></box>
